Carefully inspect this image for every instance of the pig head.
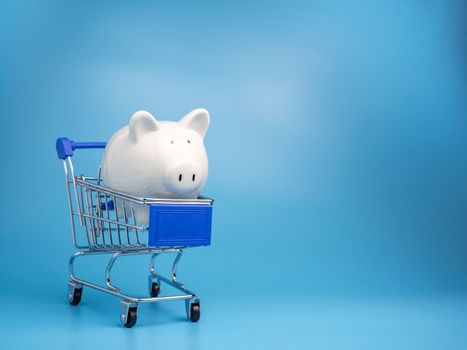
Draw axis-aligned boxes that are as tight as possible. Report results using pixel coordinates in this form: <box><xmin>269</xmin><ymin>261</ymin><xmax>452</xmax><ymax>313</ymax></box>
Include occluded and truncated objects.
<box><xmin>101</xmin><ymin>108</ymin><xmax>210</xmax><ymax>224</ymax></box>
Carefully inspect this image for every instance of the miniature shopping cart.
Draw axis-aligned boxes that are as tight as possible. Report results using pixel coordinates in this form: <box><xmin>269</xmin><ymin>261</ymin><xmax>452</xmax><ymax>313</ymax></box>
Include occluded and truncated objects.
<box><xmin>56</xmin><ymin>137</ymin><xmax>213</xmax><ymax>327</ymax></box>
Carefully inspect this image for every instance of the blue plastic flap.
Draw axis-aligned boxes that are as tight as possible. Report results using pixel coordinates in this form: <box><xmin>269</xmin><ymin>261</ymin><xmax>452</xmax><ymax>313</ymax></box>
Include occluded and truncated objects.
<box><xmin>148</xmin><ymin>204</ymin><xmax>212</xmax><ymax>247</ymax></box>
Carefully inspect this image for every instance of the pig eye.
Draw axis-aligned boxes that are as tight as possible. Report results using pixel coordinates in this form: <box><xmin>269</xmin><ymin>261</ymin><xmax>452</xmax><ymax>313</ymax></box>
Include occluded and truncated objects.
<box><xmin>187</xmin><ymin>140</ymin><xmax>191</xmax><ymax>144</ymax></box>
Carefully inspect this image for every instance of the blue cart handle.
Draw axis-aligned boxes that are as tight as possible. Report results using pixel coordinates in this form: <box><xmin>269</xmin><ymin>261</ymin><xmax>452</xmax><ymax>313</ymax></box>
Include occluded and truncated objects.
<box><xmin>56</xmin><ymin>137</ymin><xmax>107</xmax><ymax>159</ymax></box>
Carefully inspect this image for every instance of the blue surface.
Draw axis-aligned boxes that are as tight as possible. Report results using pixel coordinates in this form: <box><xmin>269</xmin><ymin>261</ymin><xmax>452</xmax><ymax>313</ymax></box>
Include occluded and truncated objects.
<box><xmin>1</xmin><ymin>0</ymin><xmax>466</xmax><ymax>349</ymax></box>
<box><xmin>149</xmin><ymin>204</ymin><xmax>212</xmax><ymax>247</ymax></box>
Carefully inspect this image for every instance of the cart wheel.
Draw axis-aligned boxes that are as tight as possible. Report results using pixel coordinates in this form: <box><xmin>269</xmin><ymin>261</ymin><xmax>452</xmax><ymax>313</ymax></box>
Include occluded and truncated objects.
<box><xmin>150</xmin><ymin>282</ymin><xmax>160</xmax><ymax>297</ymax></box>
<box><xmin>123</xmin><ymin>307</ymin><xmax>138</xmax><ymax>328</ymax></box>
<box><xmin>69</xmin><ymin>287</ymin><xmax>83</xmax><ymax>306</ymax></box>
<box><xmin>189</xmin><ymin>303</ymin><xmax>201</xmax><ymax>322</ymax></box>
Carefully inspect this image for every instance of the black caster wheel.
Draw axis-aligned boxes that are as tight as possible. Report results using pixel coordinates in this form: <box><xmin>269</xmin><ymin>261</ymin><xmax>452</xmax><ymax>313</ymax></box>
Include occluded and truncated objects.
<box><xmin>123</xmin><ymin>307</ymin><xmax>138</xmax><ymax>328</ymax></box>
<box><xmin>150</xmin><ymin>282</ymin><xmax>160</xmax><ymax>297</ymax></box>
<box><xmin>190</xmin><ymin>303</ymin><xmax>200</xmax><ymax>322</ymax></box>
<box><xmin>69</xmin><ymin>287</ymin><xmax>83</xmax><ymax>306</ymax></box>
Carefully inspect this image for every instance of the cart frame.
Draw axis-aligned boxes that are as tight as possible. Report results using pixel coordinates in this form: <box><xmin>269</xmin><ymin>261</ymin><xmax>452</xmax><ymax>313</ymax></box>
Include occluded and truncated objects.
<box><xmin>56</xmin><ymin>137</ymin><xmax>212</xmax><ymax>327</ymax></box>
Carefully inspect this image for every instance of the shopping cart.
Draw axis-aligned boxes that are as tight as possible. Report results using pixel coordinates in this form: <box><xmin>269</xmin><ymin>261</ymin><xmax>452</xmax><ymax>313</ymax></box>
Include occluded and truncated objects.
<box><xmin>56</xmin><ymin>137</ymin><xmax>213</xmax><ymax>327</ymax></box>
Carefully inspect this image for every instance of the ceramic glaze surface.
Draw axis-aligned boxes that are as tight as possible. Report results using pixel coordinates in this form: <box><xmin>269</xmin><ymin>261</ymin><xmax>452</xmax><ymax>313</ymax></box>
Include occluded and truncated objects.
<box><xmin>102</xmin><ymin>108</ymin><xmax>210</xmax><ymax>224</ymax></box>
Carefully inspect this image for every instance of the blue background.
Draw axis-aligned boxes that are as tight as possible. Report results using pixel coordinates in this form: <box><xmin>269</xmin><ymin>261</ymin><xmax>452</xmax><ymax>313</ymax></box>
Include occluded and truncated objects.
<box><xmin>1</xmin><ymin>0</ymin><xmax>466</xmax><ymax>349</ymax></box>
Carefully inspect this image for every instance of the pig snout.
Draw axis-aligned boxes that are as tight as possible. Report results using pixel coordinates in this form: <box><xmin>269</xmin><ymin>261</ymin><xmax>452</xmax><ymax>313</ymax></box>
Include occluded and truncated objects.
<box><xmin>164</xmin><ymin>159</ymin><xmax>204</xmax><ymax>194</ymax></box>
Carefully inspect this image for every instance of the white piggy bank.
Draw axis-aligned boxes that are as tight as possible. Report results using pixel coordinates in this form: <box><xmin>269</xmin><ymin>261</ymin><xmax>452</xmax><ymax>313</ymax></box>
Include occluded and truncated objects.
<box><xmin>102</xmin><ymin>108</ymin><xmax>210</xmax><ymax>225</ymax></box>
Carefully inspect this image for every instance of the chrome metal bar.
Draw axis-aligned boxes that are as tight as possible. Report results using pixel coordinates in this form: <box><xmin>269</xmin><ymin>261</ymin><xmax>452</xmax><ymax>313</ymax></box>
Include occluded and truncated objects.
<box><xmin>113</xmin><ymin>194</ymin><xmax>123</xmax><ymax>245</ymax></box>
<box><xmin>171</xmin><ymin>251</ymin><xmax>183</xmax><ymax>283</ymax></box>
<box><xmin>102</xmin><ymin>193</ymin><xmax>112</xmax><ymax>246</ymax></box>
<box><xmin>67</xmin><ymin>157</ymin><xmax>83</xmax><ymax>225</ymax></box>
<box><xmin>130</xmin><ymin>205</ymin><xmax>142</xmax><ymax>245</ymax></box>
<box><xmin>95</xmin><ymin>189</ymin><xmax>104</xmax><ymax>239</ymax></box>
<box><xmin>83</xmin><ymin>186</ymin><xmax>97</xmax><ymax>246</ymax></box>
<box><xmin>87</xmin><ymin>187</ymin><xmax>101</xmax><ymax>245</ymax></box>
<box><xmin>152</xmin><ymin>273</ymin><xmax>196</xmax><ymax>296</ymax></box>
<box><xmin>121</xmin><ymin>200</ymin><xmax>131</xmax><ymax>245</ymax></box>
<box><xmin>149</xmin><ymin>253</ymin><xmax>159</xmax><ymax>275</ymax></box>
<box><xmin>149</xmin><ymin>250</ymin><xmax>195</xmax><ymax>295</ymax></box>
<box><xmin>72</xmin><ymin>212</ymin><xmax>145</xmax><ymax>231</ymax></box>
<box><xmin>105</xmin><ymin>252</ymin><xmax>121</xmax><ymax>292</ymax></box>
<box><xmin>69</xmin><ymin>249</ymin><xmax>196</xmax><ymax>303</ymax></box>
<box><xmin>71</xmin><ymin>276</ymin><xmax>194</xmax><ymax>303</ymax></box>
<box><xmin>63</xmin><ymin>160</ymin><xmax>78</xmax><ymax>248</ymax></box>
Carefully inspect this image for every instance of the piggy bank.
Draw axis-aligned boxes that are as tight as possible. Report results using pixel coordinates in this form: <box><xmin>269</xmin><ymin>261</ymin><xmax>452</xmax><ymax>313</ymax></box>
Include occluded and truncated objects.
<box><xmin>102</xmin><ymin>108</ymin><xmax>210</xmax><ymax>224</ymax></box>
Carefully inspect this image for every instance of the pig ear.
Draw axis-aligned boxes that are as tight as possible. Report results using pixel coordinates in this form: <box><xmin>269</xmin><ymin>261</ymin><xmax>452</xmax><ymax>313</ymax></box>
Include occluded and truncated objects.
<box><xmin>178</xmin><ymin>108</ymin><xmax>210</xmax><ymax>138</ymax></box>
<box><xmin>129</xmin><ymin>110</ymin><xmax>160</xmax><ymax>143</ymax></box>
